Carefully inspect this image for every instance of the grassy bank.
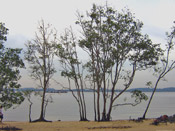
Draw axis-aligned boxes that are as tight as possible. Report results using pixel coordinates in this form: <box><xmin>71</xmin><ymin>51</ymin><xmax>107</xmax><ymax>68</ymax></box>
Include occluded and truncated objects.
<box><xmin>0</xmin><ymin>119</ymin><xmax>175</xmax><ymax>131</ymax></box>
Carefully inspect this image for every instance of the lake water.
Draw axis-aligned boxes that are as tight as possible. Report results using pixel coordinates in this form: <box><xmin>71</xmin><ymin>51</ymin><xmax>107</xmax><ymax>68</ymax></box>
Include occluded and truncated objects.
<box><xmin>3</xmin><ymin>92</ymin><xmax>175</xmax><ymax>121</ymax></box>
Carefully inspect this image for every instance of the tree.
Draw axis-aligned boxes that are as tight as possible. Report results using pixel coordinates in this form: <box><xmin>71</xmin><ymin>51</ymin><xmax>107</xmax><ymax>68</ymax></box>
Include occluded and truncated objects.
<box><xmin>43</xmin><ymin>94</ymin><xmax>53</xmax><ymax>118</ymax></box>
<box><xmin>76</xmin><ymin>4</ymin><xmax>162</xmax><ymax>121</ymax></box>
<box><xmin>23</xmin><ymin>90</ymin><xmax>34</xmax><ymax>122</ymax></box>
<box><xmin>24</xmin><ymin>20</ymin><xmax>57</xmax><ymax>122</ymax></box>
<box><xmin>56</xmin><ymin>28</ymin><xmax>88</xmax><ymax>121</ymax></box>
<box><xmin>142</xmin><ymin>22</ymin><xmax>175</xmax><ymax>119</ymax></box>
<box><xmin>0</xmin><ymin>22</ymin><xmax>25</xmax><ymax>109</ymax></box>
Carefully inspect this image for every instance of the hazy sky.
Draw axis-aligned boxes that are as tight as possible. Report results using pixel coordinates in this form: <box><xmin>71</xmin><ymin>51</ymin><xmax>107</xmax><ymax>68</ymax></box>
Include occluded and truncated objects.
<box><xmin>0</xmin><ymin>0</ymin><xmax>175</xmax><ymax>89</ymax></box>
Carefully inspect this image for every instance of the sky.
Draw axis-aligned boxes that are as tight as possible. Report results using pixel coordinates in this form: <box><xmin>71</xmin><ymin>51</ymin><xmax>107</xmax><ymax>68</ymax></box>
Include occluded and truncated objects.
<box><xmin>0</xmin><ymin>0</ymin><xmax>175</xmax><ymax>89</ymax></box>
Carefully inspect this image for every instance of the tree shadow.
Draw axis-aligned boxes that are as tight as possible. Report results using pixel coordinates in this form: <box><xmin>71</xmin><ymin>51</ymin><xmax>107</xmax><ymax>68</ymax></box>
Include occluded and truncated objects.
<box><xmin>0</xmin><ymin>126</ymin><xmax>22</xmax><ymax>130</ymax></box>
<box><xmin>31</xmin><ymin>118</ymin><xmax>52</xmax><ymax>123</ymax></box>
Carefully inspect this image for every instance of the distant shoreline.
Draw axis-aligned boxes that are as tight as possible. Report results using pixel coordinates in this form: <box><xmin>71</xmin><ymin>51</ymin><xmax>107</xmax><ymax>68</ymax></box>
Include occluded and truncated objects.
<box><xmin>17</xmin><ymin>87</ymin><xmax>175</xmax><ymax>93</ymax></box>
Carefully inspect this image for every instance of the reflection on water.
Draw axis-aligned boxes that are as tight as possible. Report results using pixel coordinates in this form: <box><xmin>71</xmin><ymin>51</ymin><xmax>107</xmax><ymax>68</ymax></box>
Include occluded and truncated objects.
<box><xmin>4</xmin><ymin>92</ymin><xmax>175</xmax><ymax>121</ymax></box>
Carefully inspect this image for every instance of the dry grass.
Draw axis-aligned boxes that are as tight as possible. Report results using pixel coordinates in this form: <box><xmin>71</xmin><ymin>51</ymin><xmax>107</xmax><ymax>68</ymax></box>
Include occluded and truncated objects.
<box><xmin>0</xmin><ymin>119</ymin><xmax>175</xmax><ymax>131</ymax></box>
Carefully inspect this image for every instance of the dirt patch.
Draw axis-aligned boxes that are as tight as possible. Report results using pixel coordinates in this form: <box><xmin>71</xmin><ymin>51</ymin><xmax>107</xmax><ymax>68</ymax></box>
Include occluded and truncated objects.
<box><xmin>88</xmin><ymin>125</ymin><xmax>132</xmax><ymax>130</ymax></box>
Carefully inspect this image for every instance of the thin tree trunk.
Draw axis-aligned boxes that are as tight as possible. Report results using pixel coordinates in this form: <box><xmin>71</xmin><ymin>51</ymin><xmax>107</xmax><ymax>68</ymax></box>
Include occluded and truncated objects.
<box><xmin>107</xmin><ymin>95</ymin><xmax>114</xmax><ymax>121</ymax></box>
<box><xmin>39</xmin><ymin>88</ymin><xmax>46</xmax><ymax>120</ymax></box>
<box><xmin>142</xmin><ymin>45</ymin><xmax>174</xmax><ymax>119</ymax></box>
<box><xmin>29</xmin><ymin>101</ymin><xmax>33</xmax><ymax>122</ymax></box>
<box><xmin>97</xmin><ymin>86</ymin><xmax>100</xmax><ymax>121</ymax></box>
<box><xmin>142</xmin><ymin>77</ymin><xmax>161</xmax><ymax>119</ymax></box>
<box><xmin>93</xmin><ymin>84</ymin><xmax>97</xmax><ymax>121</ymax></box>
<box><xmin>107</xmin><ymin>63</ymin><xmax>136</xmax><ymax>121</ymax></box>
<box><xmin>102</xmin><ymin>75</ymin><xmax>107</xmax><ymax>121</ymax></box>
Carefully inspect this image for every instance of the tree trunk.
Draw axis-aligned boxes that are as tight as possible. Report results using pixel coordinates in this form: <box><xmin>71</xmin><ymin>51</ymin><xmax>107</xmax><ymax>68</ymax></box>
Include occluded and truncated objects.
<box><xmin>97</xmin><ymin>86</ymin><xmax>100</xmax><ymax>121</ymax></box>
<box><xmin>142</xmin><ymin>78</ymin><xmax>160</xmax><ymax>119</ymax></box>
<box><xmin>39</xmin><ymin>88</ymin><xmax>46</xmax><ymax>121</ymax></box>
<box><xmin>29</xmin><ymin>102</ymin><xmax>32</xmax><ymax>122</ymax></box>
<box><xmin>38</xmin><ymin>43</ymin><xmax>47</xmax><ymax>122</ymax></box>
<box><xmin>101</xmin><ymin>75</ymin><xmax>107</xmax><ymax>121</ymax></box>
<box><xmin>93</xmin><ymin>87</ymin><xmax>97</xmax><ymax>121</ymax></box>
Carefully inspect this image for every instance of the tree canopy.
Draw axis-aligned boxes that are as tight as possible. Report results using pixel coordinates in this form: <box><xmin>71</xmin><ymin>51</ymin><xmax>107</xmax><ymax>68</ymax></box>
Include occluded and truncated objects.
<box><xmin>0</xmin><ymin>22</ymin><xmax>25</xmax><ymax>109</ymax></box>
<box><xmin>74</xmin><ymin>4</ymin><xmax>162</xmax><ymax>121</ymax></box>
<box><xmin>24</xmin><ymin>20</ymin><xmax>57</xmax><ymax>121</ymax></box>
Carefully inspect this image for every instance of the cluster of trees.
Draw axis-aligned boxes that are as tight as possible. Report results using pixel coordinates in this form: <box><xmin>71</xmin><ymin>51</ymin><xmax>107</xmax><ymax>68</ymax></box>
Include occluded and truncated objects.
<box><xmin>0</xmin><ymin>4</ymin><xmax>175</xmax><ymax>122</ymax></box>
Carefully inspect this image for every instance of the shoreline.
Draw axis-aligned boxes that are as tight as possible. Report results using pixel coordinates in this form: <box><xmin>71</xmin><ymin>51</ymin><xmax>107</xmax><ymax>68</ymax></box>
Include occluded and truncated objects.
<box><xmin>0</xmin><ymin>119</ymin><xmax>175</xmax><ymax>131</ymax></box>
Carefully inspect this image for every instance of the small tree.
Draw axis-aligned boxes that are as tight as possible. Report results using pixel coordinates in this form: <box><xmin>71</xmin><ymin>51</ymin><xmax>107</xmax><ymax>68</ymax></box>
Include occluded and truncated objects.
<box><xmin>43</xmin><ymin>94</ymin><xmax>53</xmax><ymax>118</ymax></box>
<box><xmin>0</xmin><ymin>22</ymin><xmax>25</xmax><ymax>109</ymax></box>
<box><xmin>56</xmin><ymin>28</ymin><xmax>88</xmax><ymax>121</ymax></box>
<box><xmin>23</xmin><ymin>90</ymin><xmax>34</xmax><ymax>122</ymax></box>
<box><xmin>142</xmin><ymin>22</ymin><xmax>175</xmax><ymax>119</ymax></box>
<box><xmin>24</xmin><ymin>20</ymin><xmax>57</xmax><ymax>122</ymax></box>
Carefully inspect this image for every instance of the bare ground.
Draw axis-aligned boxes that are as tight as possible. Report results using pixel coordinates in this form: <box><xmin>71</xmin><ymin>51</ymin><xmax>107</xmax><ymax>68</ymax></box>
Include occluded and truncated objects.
<box><xmin>0</xmin><ymin>119</ymin><xmax>175</xmax><ymax>131</ymax></box>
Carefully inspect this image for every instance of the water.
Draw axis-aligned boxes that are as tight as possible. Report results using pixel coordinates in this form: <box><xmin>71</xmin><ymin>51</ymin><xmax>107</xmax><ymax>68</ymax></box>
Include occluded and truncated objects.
<box><xmin>3</xmin><ymin>92</ymin><xmax>175</xmax><ymax>121</ymax></box>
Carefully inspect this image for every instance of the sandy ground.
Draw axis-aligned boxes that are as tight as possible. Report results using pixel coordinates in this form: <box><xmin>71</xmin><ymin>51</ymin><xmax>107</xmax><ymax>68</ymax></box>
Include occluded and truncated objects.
<box><xmin>0</xmin><ymin>119</ymin><xmax>175</xmax><ymax>131</ymax></box>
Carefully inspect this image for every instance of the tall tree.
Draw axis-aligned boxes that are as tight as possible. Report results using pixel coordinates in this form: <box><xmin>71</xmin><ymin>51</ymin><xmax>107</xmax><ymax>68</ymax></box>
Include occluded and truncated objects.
<box><xmin>142</xmin><ymin>22</ymin><xmax>175</xmax><ymax>119</ymax></box>
<box><xmin>24</xmin><ymin>20</ymin><xmax>57</xmax><ymax>122</ymax></box>
<box><xmin>77</xmin><ymin>4</ymin><xmax>162</xmax><ymax>121</ymax></box>
<box><xmin>56</xmin><ymin>28</ymin><xmax>88</xmax><ymax>121</ymax></box>
<box><xmin>0</xmin><ymin>22</ymin><xmax>25</xmax><ymax>109</ymax></box>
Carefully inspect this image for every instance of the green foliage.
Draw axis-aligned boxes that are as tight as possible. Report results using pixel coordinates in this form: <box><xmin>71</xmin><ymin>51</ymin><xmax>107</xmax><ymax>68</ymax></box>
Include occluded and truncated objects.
<box><xmin>0</xmin><ymin>23</ymin><xmax>8</xmax><ymax>42</ymax></box>
<box><xmin>77</xmin><ymin>4</ymin><xmax>162</xmax><ymax>79</ymax></box>
<box><xmin>57</xmin><ymin>28</ymin><xmax>82</xmax><ymax>80</ymax></box>
<box><xmin>56</xmin><ymin>28</ymin><xmax>88</xmax><ymax>121</ymax></box>
<box><xmin>24</xmin><ymin>21</ymin><xmax>57</xmax><ymax>83</ymax></box>
<box><xmin>142</xmin><ymin>22</ymin><xmax>175</xmax><ymax>119</ymax></box>
<box><xmin>24</xmin><ymin>20</ymin><xmax>57</xmax><ymax>121</ymax></box>
<box><xmin>0</xmin><ymin>23</ymin><xmax>25</xmax><ymax>109</ymax></box>
<box><xmin>0</xmin><ymin>89</ymin><xmax>24</xmax><ymax>109</ymax></box>
<box><xmin>113</xmin><ymin>90</ymin><xmax>148</xmax><ymax>108</ymax></box>
<box><xmin>75</xmin><ymin>4</ymin><xmax>163</xmax><ymax>121</ymax></box>
<box><xmin>146</xmin><ymin>81</ymin><xmax>152</xmax><ymax>87</ymax></box>
<box><xmin>131</xmin><ymin>90</ymin><xmax>148</xmax><ymax>103</ymax></box>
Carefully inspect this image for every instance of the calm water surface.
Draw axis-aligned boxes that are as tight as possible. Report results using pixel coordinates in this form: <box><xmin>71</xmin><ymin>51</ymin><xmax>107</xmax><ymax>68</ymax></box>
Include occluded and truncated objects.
<box><xmin>4</xmin><ymin>92</ymin><xmax>175</xmax><ymax>121</ymax></box>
